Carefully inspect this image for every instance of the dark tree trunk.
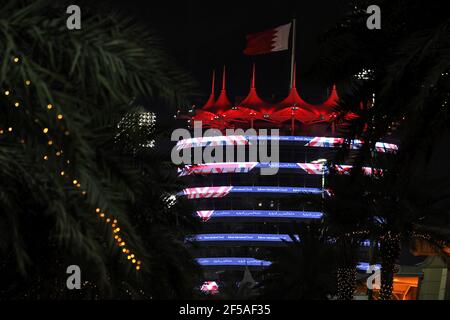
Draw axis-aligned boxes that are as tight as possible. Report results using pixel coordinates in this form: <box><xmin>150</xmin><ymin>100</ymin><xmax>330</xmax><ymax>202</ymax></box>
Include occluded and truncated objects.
<box><xmin>379</xmin><ymin>232</ymin><xmax>401</xmax><ymax>300</ymax></box>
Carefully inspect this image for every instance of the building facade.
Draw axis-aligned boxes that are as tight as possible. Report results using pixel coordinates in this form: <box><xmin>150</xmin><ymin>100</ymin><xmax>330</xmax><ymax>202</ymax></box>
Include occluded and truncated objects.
<box><xmin>176</xmin><ymin>66</ymin><xmax>398</xmax><ymax>296</ymax></box>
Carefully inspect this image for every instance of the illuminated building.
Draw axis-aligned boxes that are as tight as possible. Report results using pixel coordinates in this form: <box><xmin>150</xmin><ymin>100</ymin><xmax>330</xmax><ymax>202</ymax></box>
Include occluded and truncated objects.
<box><xmin>177</xmin><ymin>65</ymin><xmax>398</xmax><ymax>295</ymax></box>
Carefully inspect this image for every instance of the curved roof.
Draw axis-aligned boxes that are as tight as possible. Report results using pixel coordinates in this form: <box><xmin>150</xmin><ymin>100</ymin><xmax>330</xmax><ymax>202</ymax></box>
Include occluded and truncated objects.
<box><xmin>193</xmin><ymin>64</ymin><xmax>353</xmax><ymax>129</ymax></box>
<box><xmin>238</xmin><ymin>64</ymin><xmax>271</xmax><ymax>111</ymax></box>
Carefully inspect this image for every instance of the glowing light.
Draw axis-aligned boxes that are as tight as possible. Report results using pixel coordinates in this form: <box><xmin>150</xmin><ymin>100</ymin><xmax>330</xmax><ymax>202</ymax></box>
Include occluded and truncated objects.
<box><xmin>4</xmin><ymin>90</ymin><xmax>10</xmax><ymax>96</ymax></box>
<box><xmin>47</xmin><ymin>104</ymin><xmax>53</xmax><ymax>110</ymax></box>
<box><xmin>57</xmin><ymin>114</ymin><xmax>63</xmax><ymax>120</ymax></box>
<box><xmin>43</xmin><ymin>128</ymin><xmax>49</xmax><ymax>133</ymax></box>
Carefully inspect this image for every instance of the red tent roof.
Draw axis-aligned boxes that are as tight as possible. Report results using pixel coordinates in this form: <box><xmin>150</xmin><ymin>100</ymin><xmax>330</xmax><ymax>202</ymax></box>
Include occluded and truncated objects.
<box><xmin>239</xmin><ymin>64</ymin><xmax>271</xmax><ymax>110</ymax></box>
<box><xmin>202</xmin><ymin>70</ymin><xmax>216</xmax><ymax>110</ymax></box>
<box><xmin>191</xmin><ymin>64</ymin><xmax>356</xmax><ymax>129</ymax></box>
<box><xmin>214</xmin><ymin>66</ymin><xmax>233</xmax><ymax>112</ymax></box>
<box><xmin>276</xmin><ymin>65</ymin><xmax>312</xmax><ymax>110</ymax></box>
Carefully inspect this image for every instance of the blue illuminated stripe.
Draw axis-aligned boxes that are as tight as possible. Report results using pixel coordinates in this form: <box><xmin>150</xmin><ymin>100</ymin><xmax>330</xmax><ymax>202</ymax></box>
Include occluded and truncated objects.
<box><xmin>196</xmin><ymin>257</ymin><xmax>272</xmax><ymax>267</ymax></box>
<box><xmin>188</xmin><ymin>233</ymin><xmax>371</xmax><ymax>247</ymax></box>
<box><xmin>188</xmin><ymin>233</ymin><xmax>299</xmax><ymax>242</ymax></box>
<box><xmin>196</xmin><ymin>257</ymin><xmax>379</xmax><ymax>270</ymax></box>
<box><xmin>230</xmin><ymin>186</ymin><xmax>322</xmax><ymax>194</ymax></box>
<box><xmin>356</xmin><ymin>262</ymin><xmax>381</xmax><ymax>271</ymax></box>
<box><xmin>199</xmin><ymin>210</ymin><xmax>323</xmax><ymax>219</ymax></box>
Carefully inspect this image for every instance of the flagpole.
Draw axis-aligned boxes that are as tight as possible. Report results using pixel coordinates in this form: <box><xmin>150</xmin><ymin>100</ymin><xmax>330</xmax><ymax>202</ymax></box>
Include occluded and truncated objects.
<box><xmin>290</xmin><ymin>18</ymin><xmax>296</xmax><ymax>89</ymax></box>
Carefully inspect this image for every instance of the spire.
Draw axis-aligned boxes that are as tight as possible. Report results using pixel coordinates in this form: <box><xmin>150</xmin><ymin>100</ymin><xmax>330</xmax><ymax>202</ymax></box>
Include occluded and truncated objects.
<box><xmin>203</xmin><ymin>70</ymin><xmax>216</xmax><ymax>110</ymax></box>
<box><xmin>211</xmin><ymin>69</ymin><xmax>216</xmax><ymax>94</ymax></box>
<box><xmin>214</xmin><ymin>66</ymin><xmax>232</xmax><ymax>111</ymax></box>
<box><xmin>239</xmin><ymin>63</ymin><xmax>269</xmax><ymax>110</ymax></box>
<box><xmin>251</xmin><ymin>63</ymin><xmax>256</xmax><ymax>89</ymax></box>
<box><xmin>323</xmin><ymin>83</ymin><xmax>339</xmax><ymax>107</ymax></box>
<box><xmin>221</xmin><ymin>65</ymin><xmax>226</xmax><ymax>91</ymax></box>
<box><xmin>277</xmin><ymin>62</ymin><xmax>310</xmax><ymax>109</ymax></box>
<box><xmin>292</xmin><ymin>62</ymin><xmax>297</xmax><ymax>88</ymax></box>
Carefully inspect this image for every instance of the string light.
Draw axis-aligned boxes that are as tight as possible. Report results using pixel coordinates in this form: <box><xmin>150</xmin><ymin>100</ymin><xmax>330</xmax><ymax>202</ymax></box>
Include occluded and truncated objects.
<box><xmin>4</xmin><ymin>75</ymin><xmax>142</xmax><ymax>272</ymax></box>
<box><xmin>13</xmin><ymin>56</ymin><xmax>20</xmax><ymax>63</ymax></box>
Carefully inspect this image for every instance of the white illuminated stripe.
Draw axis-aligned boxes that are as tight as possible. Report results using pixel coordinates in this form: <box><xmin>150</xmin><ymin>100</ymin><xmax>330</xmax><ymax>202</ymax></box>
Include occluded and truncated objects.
<box><xmin>179</xmin><ymin>162</ymin><xmax>383</xmax><ymax>176</ymax></box>
<box><xmin>180</xmin><ymin>186</ymin><xmax>323</xmax><ymax>199</ymax></box>
<box><xmin>176</xmin><ymin>135</ymin><xmax>398</xmax><ymax>152</ymax></box>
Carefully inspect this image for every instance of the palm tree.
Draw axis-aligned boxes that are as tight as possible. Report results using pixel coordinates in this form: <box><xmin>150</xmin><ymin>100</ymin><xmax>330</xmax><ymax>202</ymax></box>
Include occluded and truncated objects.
<box><xmin>307</xmin><ymin>0</ymin><xmax>450</xmax><ymax>299</ymax></box>
<box><xmin>0</xmin><ymin>0</ymin><xmax>199</xmax><ymax>298</ymax></box>
<box><xmin>259</xmin><ymin>223</ymin><xmax>337</xmax><ymax>299</ymax></box>
<box><xmin>324</xmin><ymin>168</ymin><xmax>372</xmax><ymax>300</ymax></box>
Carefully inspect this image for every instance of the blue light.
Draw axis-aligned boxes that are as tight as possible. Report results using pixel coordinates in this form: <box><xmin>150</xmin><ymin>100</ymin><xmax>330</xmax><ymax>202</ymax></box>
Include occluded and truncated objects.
<box><xmin>195</xmin><ymin>258</ymin><xmax>379</xmax><ymax>270</ymax></box>
<box><xmin>198</xmin><ymin>210</ymin><xmax>323</xmax><ymax>220</ymax></box>
<box><xmin>188</xmin><ymin>233</ymin><xmax>299</xmax><ymax>242</ymax></box>
<box><xmin>196</xmin><ymin>257</ymin><xmax>272</xmax><ymax>267</ymax></box>
<box><xmin>356</xmin><ymin>262</ymin><xmax>381</xmax><ymax>271</ymax></box>
<box><xmin>187</xmin><ymin>234</ymin><xmax>372</xmax><ymax>247</ymax></box>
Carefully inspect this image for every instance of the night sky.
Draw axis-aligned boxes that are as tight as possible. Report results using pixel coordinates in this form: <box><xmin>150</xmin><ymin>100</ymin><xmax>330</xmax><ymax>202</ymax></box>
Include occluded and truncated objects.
<box><xmin>106</xmin><ymin>0</ymin><xmax>352</xmax><ymax>104</ymax></box>
<box><xmin>103</xmin><ymin>0</ymin><xmax>450</xmax><ymax>212</ymax></box>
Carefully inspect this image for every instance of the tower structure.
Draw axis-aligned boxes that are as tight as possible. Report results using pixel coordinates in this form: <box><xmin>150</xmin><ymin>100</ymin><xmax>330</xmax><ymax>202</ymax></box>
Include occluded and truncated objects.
<box><xmin>176</xmin><ymin>66</ymin><xmax>398</xmax><ymax>295</ymax></box>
